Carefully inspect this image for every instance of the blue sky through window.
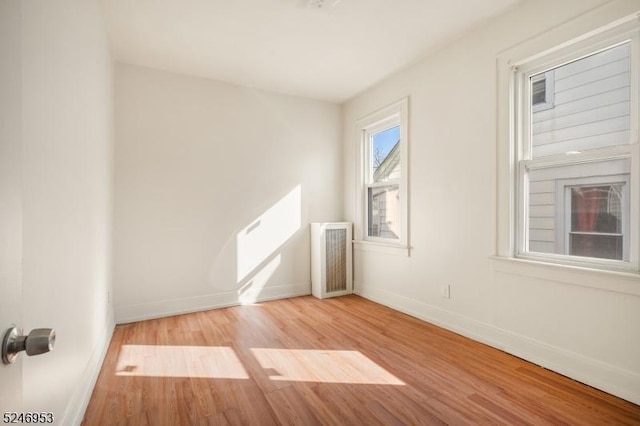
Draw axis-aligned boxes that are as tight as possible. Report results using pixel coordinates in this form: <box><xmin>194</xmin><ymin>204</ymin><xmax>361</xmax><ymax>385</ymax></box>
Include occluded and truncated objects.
<box><xmin>372</xmin><ymin>126</ymin><xmax>400</xmax><ymax>168</ymax></box>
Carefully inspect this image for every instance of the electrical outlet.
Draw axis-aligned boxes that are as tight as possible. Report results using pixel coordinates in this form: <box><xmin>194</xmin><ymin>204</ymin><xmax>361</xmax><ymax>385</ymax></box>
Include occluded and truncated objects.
<box><xmin>440</xmin><ymin>285</ymin><xmax>450</xmax><ymax>299</ymax></box>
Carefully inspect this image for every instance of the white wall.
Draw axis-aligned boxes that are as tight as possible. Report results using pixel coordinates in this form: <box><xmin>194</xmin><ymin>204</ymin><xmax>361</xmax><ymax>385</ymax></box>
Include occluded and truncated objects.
<box><xmin>114</xmin><ymin>63</ymin><xmax>342</xmax><ymax>322</ymax></box>
<box><xmin>343</xmin><ymin>0</ymin><xmax>640</xmax><ymax>404</ymax></box>
<box><xmin>20</xmin><ymin>0</ymin><xmax>114</xmax><ymax>423</ymax></box>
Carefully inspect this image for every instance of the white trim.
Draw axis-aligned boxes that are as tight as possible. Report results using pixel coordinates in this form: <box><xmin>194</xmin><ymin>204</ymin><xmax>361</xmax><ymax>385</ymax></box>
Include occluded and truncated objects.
<box><xmin>355</xmin><ymin>98</ymin><xmax>409</xmax><ymax>131</ymax></box>
<box><xmin>521</xmin><ymin>145</ymin><xmax>631</xmax><ymax>170</ymax></box>
<box><xmin>497</xmin><ymin>5</ymin><xmax>640</xmax><ymax>261</ymax></box>
<box><xmin>311</xmin><ymin>222</ymin><xmax>353</xmax><ymax>299</ymax></box>
<box><xmin>356</xmin><ymin>97</ymin><xmax>409</xmax><ymax>248</ymax></box>
<box><xmin>355</xmin><ymin>283</ymin><xmax>640</xmax><ymax>405</ymax></box>
<box><xmin>490</xmin><ymin>255</ymin><xmax>640</xmax><ymax>296</ymax></box>
<box><xmin>353</xmin><ymin>240</ymin><xmax>410</xmax><ymax>256</ymax></box>
<box><xmin>629</xmin><ymin>38</ymin><xmax>640</xmax><ymax>267</ymax></box>
<box><xmin>509</xmin><ymin>15</ymin><xmax>640</xmax><ymax>73</ymax></box>
<box><xmin>115</xmin><ymin>284</ymin><xmax>311</xmax><ymax>324</ymax></box>
<box><xmin>521</xmin><ymin>162</ymin><xmax>634</xmax><ymax>272</ymax></box>
<box><xmin>512</xmin><ymin>17</ymin><xmax>640</xmax><ymax>273</ymax></box>
<box><xmin>516</xmin><ymin>251</ymin><xmax>637</xmax><ymax>273</ymax></box>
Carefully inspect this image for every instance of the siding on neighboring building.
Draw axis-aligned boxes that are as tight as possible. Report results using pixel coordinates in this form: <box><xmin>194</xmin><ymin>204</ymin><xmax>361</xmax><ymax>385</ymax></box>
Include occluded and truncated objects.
<box><xmin>370</xmin><ymin>141</ymin><xmax>400</xmax><ymax>239</ymax></box>
<box><xmin>532</xmin><ymin>43</ymin><xmax>631</xmax><ymax>157</ymax></box>
<box><xmin>528</xmin><ymin>42</ymin><xmax>631</xmax><ymax>254</ymax></box>
<box><xmin>528</xmin><ymin>175</ymin><xmax>556</xmax><ymax>254</ymax></box>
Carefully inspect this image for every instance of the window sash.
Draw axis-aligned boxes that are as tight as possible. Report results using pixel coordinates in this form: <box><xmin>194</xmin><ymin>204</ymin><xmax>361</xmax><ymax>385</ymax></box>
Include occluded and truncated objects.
<box><xmin>515</xmin><ymin>23</ymin><xmax>639</xmax><ymax>160</ymax></box>
<box><xmin>518</xmin><ymin>152</ymin><xmax>635</xmax><ymax>270</ymax></box>
<box><xmin>357</xmin><ymin>98</ymin><xmax>409</xmax><ymax>247</ymax></box>
<box><xmin>561</xmin><ymin>176</ymin><xmax>629</xmax><ymax>261</ymax></box>
<box><xmin>569</xmin><ymin>232</ymin><xmax>623</xmax><ymax>237</ymax></box>
<box><xmin>513</xmin><ymin>23</ymin><xmax>639</xmax><ymax>272</ymax></box>
<box><xmin>364</xmin><ymin>120</ymin><xmax>401</xmax><ymax>185</ymax></box>
<box><xmin>365</xmin><ymin>182</ymin><xmax>400</xmax><ymax>240</ymax></box>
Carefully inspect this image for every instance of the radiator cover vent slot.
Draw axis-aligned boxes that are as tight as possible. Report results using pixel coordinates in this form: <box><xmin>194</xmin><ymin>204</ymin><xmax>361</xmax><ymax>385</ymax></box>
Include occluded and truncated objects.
<box><xmin>325</xmin><ymin>228</ymin><xmax>347</xmax><ymax>293</ymax></box>
<box><xmin>311</xmin><ymin>223</ymin><xmax>352</xmax><ymax>299</ymax></box>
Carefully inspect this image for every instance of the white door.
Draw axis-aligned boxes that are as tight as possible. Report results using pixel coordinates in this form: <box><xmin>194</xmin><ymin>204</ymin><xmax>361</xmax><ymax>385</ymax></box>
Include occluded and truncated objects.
<box><xmin>0</xmin><ymin>0</ymin><xmax>24</xmax><ymax>413</ymax></box>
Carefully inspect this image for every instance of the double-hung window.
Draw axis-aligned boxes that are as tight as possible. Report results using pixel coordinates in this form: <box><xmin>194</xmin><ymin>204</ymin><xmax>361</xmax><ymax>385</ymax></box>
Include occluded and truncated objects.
<box><xmin>513</xmin><ymin>19</ymin><xmax>639</xmax><ymax>271</ymax></box>
<box><xmin>357</xmin><ymin>98</ymin><xmax>408</xmax><ymax>247</ymax></box>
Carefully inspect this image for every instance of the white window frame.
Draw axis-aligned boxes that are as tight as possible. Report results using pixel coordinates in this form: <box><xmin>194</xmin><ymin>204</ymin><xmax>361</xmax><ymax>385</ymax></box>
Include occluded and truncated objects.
<box><xmin>512</xmin><ymin>18</ymin><xmax>640</xmax><ymax>273</ymax></box>
<box><xmin>355</xmin><ymin>98</ymin><xmax>409</xmax><ymax>250</ymax></box>
<box><xmin>364</xmin><ymin>117</ymin><xmax>400</xmax><ymax>241</ymax></box>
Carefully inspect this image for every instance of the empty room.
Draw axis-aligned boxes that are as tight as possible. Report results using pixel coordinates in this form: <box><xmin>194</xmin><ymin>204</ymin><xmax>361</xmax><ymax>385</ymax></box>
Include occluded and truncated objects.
<box><xmin>1</xmin><ymin>0</ymin><xmax>640</xmax><ymax>424</ymax></box>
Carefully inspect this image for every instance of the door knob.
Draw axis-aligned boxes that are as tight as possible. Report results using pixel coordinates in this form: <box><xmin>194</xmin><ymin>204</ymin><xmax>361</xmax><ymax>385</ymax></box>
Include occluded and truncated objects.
<box><xmin>2</xmin><ymin>326</ymin><xmax>56</xmax><ymax>364</ymax></box>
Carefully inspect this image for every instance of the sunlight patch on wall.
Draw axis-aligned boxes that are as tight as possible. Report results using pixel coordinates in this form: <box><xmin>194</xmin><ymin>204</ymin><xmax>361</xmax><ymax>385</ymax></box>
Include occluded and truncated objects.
<box><xmin>115</xmin><ymin>345</ymin><xmax>249</xmax><ymax>379</ymax></box>
<box><xmin>238</xmin><ymin>254</ymin><xmax>281</xmax><ymax>304</ymax></box>
<box><xmin>237</xmin><ymin>185</ymin><xmax>301</xmax><ymax>282</ymax></box>
<box><xmin>250</xmin><ymin>348</ymin><xmax>405</xmax><ymax>385</ymax></box>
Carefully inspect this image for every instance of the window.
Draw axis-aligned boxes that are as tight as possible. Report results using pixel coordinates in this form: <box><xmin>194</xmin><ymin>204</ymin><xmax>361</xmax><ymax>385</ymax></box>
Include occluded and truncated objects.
<box><xmin>531</xmin><ymin>77</ymin><xmax>546</xmax><ymax>104</ymax></box>
<box><xmin>568</xmin><ymin>183</ymin><xmax>624</xmax><ymax>260</ymax></box>
<box><xmin>513</xmin><ymin>20</ymin><xmax>639</xmax><ymax>271</ymax></box>
<box><xmin>554</xmin><ymin>174</ymin><xmax>629</xmax><ymax>261</ymax></box>
<box><xmin>368</xmin><ymin>126</ymin><xmax>400</xmax><ymax>239</ymax></box>
<box><xmin>357</xmin><ymin>98</ymin><xmax>408</xmax><ymax>247</ymax></box>
<box><xmin>531</xmin><ymin>70</ymin><xmax>554</xmax><ymax>112</ymax></box>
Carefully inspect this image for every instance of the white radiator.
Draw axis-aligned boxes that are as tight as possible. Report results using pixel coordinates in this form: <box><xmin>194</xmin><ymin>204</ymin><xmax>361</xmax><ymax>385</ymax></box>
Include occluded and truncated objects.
<box><xmin>310</xmin><ymin>222</ymin><xmax>353</xmax><ymax>299</ymax></box>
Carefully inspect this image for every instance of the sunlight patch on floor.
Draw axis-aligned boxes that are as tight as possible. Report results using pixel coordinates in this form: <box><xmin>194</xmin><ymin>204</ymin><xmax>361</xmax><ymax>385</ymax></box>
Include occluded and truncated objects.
<box><xmin>115</xmin><ymin>345</ymin><xmax>249</xmax><ymax>379</ymax></box>
<box><xmin>251</xmin><ymin>348</ymin><xmax>405</xmax><ymax>385</ymax></box>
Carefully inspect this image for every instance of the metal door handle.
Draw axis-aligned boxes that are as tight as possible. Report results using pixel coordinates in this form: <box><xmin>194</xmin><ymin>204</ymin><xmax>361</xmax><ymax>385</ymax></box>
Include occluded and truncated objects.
<box><xmin>2</xmin><ymin>326</ymin><xmax>56</xmax><ymax>364</ymax></box>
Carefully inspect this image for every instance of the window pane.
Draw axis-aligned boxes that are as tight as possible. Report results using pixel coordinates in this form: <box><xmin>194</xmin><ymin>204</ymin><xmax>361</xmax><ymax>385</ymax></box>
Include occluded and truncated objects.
<box><xmin>570</xmin><ymin>185</ymin><xmax>622</xmax><ymax>234</ymax></box>
<box><xmin>526</xmin><ymin>159</ymin><xmax>629</xmax><ymax>257</ymax></box>
<box><xmin>569</xmin><ymin>234</ymin><xmax>622</xmax><ymax>260</ymax></box>
<box><xmin>531</xmin><ymin>42</ymin><xmax>631</xmax><ymax>158</ymax></box>
<box><xmin>372</xmin><ymin>126</ymin><xmax>400</xmax><ymax>182</ymax></box>
<box><xmin>368</xmin><ymin>184</ymin><xmax>399</xmax><ymax>239</ymax></box>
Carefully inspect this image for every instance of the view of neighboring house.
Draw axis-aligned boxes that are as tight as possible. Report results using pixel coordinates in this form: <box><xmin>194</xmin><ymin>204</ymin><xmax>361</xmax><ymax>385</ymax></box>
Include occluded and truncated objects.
<box><xmin>527</xmin><ymin>42</ymin><xmax>629</xmax><ymax>260</ymax></box>
<box><xmin>368</xmin><ymin>136</ymin><xmax>400</xmax><ymax>239</ymax></box>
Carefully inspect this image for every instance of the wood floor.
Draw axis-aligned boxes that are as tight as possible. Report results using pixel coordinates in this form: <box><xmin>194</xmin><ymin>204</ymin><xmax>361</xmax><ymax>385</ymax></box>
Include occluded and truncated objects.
<box><xmin>83</xmin><ymin>295</ymin><xmax>640</xmax><ymax>425</ymax></box>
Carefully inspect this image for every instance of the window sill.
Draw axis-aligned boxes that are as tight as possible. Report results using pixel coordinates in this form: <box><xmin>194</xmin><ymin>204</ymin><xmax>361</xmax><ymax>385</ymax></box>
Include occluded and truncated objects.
<box><xmin>490</xmin><ymin>256</ymin><xmax>640</xmax><ymax>296</ymax></box>
<box><xmin>353</xmin><ymin>240</ymin><xmax>410</xmax><ymax>257</ymax></box>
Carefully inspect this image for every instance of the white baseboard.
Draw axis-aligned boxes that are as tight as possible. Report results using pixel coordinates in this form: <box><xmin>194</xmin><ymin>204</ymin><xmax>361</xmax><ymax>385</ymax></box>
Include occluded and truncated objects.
<box><xmin>115</xmin><ymin>284</ymin><xmax>311</xmax><ymax>324</ymax></box>
<box><xmin>355</xmin><ymin>283</ymin><xmax>640</xmax><ymax>406</ymax></box>
<box><xmin>62</xmin><ymin>316</ymin><xmax>115</xmax><ymax>426</ymax></box>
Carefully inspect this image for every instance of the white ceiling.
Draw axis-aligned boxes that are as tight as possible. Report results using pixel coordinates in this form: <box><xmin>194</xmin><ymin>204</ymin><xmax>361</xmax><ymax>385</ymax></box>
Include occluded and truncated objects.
<box><xmin>101</xmin><ymin>0</ymin><xmax>521</xmax><ymax>103</ymax></box>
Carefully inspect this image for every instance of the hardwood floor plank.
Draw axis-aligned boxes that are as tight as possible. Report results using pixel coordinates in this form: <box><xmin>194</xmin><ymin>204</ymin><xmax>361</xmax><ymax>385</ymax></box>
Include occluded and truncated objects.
<box><xmin>516</xmin><ymin>366</ymin><xmax>640</xmax><ymax>424</ymax></box>
<box><xmin>83</xmin><ymin>295</ymin><xmax>640</xmax><ymax>425</ymax></box>
<box><xmin>283</xmin><ymin>383</ymin><xmax>346</xmax><ymax>425</ymax></box>
<box><xmin>311</xmin><ymin>383</ymin><xmax>384</xmax><ymax>425</ymax></box>
<box><xmin>265</xmin><ymin>385</ymin><xmax>322</xmax><ymax>426</ymax></box>
<box><xmin>467</xmin><ymin>393</ymin><xmax>537</xmax><ymax>425</ymax></box>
